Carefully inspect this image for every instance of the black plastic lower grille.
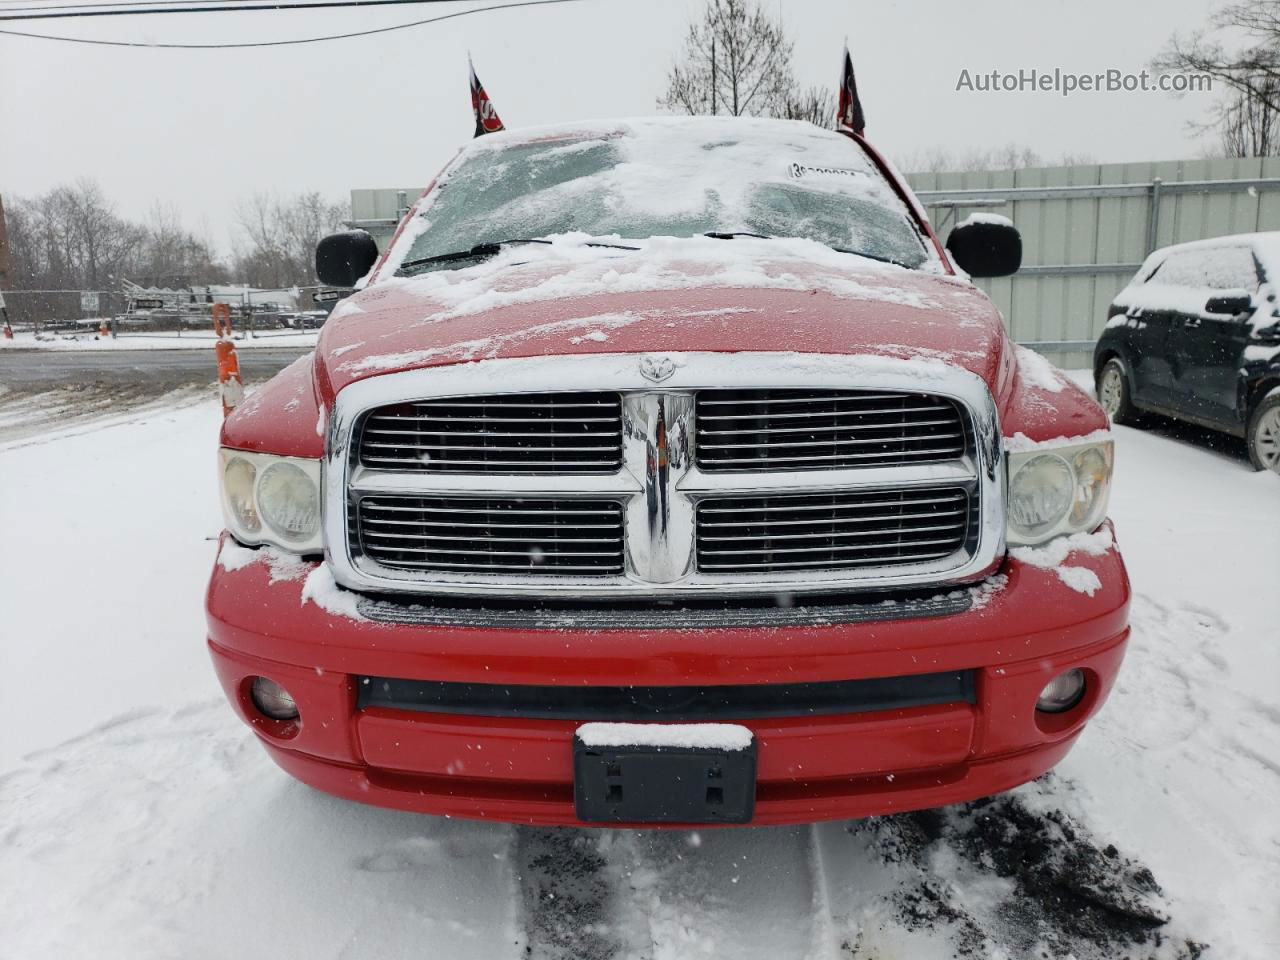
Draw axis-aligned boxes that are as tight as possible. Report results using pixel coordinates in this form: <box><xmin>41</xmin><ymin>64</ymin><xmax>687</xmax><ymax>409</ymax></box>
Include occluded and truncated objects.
<box><xmin>357</xmin><ymin>670</ymin><xmax>977</xmax><ymax>720</ymax></box>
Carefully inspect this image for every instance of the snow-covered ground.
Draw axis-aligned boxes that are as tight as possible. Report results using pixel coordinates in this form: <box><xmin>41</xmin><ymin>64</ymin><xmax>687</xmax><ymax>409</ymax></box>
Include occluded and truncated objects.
<box><xmin>0</xmin><ymin>330</ymin><xmax>320</xmax><ymax>350</ymax></box>
<box><xmin>1</xmin><ymin>375</ymin><xmax>1278</xmax><ymax>959</ymax></box>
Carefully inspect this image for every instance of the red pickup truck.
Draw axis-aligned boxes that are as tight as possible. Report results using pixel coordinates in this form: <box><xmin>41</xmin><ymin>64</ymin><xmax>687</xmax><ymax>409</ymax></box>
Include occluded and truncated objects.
<box><xmin>207</xmin><ymin>117</ymin><xmax>1127</xmax><ymax>826</ymax></box>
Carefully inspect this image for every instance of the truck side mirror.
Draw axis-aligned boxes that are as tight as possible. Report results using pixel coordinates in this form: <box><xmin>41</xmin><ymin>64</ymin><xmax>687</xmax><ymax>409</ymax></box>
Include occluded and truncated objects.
<box><xmin>945</xmin><ymin>219</ymin><xmax>1022</xmax><ymax>278</ymax></box>
<box><xmin>316</xmin><ymin>230</ymin><xmax>379</xmax><ymax>288</ymax></box>
<box><xmin>1204</xmin><ymin>292</ymin><xmax>1252</xmax><ymax>315</ymax></box>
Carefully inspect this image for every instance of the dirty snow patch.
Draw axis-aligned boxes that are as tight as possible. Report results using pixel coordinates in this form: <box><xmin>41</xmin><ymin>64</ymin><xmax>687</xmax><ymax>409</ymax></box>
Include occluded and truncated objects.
<box><xmin>577</xmin><ymin>722</ymin><xmax>753</xmax><ymax>751</ymax></box>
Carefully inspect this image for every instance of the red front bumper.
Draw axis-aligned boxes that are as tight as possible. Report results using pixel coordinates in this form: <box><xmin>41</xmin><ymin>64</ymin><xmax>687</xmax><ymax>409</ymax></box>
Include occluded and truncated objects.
<box><xmin>206</xmin><ymin>525</ymin><xmax>1130</xmax><ymax>827</ymax></box>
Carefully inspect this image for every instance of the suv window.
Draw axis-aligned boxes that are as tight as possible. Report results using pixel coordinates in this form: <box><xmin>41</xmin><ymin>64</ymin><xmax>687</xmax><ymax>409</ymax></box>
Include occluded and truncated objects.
<box><xmin>1146</xmin><ymin>246</ymin><xmax>1259</xmax><ymax>290</ymax></box>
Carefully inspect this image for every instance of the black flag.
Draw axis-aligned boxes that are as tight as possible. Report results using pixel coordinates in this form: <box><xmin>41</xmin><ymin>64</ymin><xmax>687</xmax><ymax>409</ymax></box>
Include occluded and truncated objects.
<box><xmin>836</xmin><ymin>44</ymin><xmax>866</xmax><ymax>136</ymax></box>
<box><xmin>469</xmin><ymin>55</ymin><xmax>506</xmax><ymax>138</ymax></box>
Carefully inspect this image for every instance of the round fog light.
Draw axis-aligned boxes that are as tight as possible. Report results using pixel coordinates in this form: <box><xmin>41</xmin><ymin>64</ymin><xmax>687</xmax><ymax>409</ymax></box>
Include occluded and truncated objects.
<box><xmin>1036</xmin><ymin>669</ymin><xmax>1086</xmax><ymax>713</ymax></box>
<box><xmin>250</xmin><ymin>676</ymin><xmax>299</xmax><ymax>721</ymax></box>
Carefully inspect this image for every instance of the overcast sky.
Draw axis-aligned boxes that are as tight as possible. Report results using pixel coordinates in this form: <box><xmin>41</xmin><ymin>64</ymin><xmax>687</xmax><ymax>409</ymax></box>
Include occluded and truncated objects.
<box><xmin>1</xmin><ymin>0</ymin><xmax>1225</xmax><ymax>256</ymax></box>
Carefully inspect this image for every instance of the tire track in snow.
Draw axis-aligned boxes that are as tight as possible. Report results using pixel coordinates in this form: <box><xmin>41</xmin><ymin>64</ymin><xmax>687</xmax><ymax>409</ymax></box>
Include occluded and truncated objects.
<box><xmin>516</xmin><ymin>827</ymin><xmax>643</xmax><ymax>960</ymax></box>
<box><xmin>517</xmin><ymin>825</ymin><xmax>827</xmax><ymax>960</ymax></box>
<box><xmin>618</xmin><ymin>826</ymin><xmax>825</xmax><ymax>960</ymax></box>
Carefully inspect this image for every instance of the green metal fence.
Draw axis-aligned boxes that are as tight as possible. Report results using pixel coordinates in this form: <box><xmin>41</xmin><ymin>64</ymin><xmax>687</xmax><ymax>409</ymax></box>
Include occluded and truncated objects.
<box><xmin>907</xmin><ymin>157</ymin><xmax>1280</xmax><ymax>369</ymax></box>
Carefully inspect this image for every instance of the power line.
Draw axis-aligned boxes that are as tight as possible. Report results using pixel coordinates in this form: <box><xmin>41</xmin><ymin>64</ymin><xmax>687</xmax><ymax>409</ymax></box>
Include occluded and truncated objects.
<box><xmin>0</xmin><ymin>0</ymin><xmax>510</xmax><ymax>21</ymax></box>
<box><xmin>0</xmin><ymin>0</ymin><xmax>584</xmax><ymax>44</ymax></box>
<box><xmin>0</xmin><ymin>0</ymin><xmax>233</xmax><ymax>9</ymax></box>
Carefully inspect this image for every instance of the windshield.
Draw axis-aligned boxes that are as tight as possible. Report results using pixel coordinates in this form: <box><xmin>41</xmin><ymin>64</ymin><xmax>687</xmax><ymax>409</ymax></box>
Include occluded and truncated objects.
<box><xmin>393</xmin><ymin>118</ymin><xmax>933</xmax><ymax>274</ymax></box>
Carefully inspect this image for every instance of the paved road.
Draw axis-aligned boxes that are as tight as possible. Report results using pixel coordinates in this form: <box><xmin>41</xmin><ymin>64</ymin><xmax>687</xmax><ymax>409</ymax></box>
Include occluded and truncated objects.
<box><xmin>0</xmin><ymin>346</ymin><xmax>312</xmax><ymax>390</ymax></box>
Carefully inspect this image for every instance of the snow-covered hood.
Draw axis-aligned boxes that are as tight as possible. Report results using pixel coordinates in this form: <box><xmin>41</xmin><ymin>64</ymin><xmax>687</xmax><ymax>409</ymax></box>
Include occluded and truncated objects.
<box><xmin>313</xmin><ymin>238</ymin><xmax>1010</xmax><ymax>400</ymax></box>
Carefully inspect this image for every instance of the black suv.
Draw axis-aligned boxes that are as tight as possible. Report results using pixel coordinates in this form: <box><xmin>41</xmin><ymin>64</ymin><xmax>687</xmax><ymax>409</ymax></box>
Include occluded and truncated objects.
<box><xmin>1094</xmin><ymin>233</ymin><xmax>1280</xmax><ymax>472</ymax></box>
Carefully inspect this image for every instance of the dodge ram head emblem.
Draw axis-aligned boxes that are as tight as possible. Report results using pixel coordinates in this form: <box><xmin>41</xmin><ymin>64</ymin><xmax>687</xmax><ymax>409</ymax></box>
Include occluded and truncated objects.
<box><xmin>639</xmin><ymin>355</ymin><xmax>676</xmax><ymax>383</ymax></box>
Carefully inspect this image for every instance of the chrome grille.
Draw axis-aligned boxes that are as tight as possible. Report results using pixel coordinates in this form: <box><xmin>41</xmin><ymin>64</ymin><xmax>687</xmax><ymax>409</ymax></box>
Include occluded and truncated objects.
<box><xmin>331</xmin><ymin>354</ymin><xmax>1001</xmax><ymax>598</ymax></box>
<box><xmin>357</xmin><ymin>392</ymin><xmax>623</xmax><ymax>473</ymax></box>
<box><xmin>695</xmin><ymin>389</ymin><xmax>966</xmax><ymax>471</ymax></box>
<box><xmin>354</xmin><ymin>496</ymin><xmax>624</xmax><ymax>574</ymax></box>
<box><xmin>695</xmin><ymin>487</ymin><xmax>971</xmax><ymax>574</ymax></box>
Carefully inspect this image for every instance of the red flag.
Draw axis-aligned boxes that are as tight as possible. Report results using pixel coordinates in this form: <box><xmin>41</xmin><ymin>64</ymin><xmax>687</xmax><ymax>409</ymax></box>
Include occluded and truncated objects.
<box><xmin>469</xmin><ymin>55</ymin><xmax>506</xmax><ymax>138</ymax></box>
<box><xmin>836</xmin><ymin>44</ymin><xmax>865</xmax><ymax>136</ymax></box>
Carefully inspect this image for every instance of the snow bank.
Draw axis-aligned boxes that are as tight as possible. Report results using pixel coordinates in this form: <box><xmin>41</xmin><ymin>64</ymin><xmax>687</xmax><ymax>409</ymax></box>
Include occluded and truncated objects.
<box><xmin>577</xmin><ymin>722</ymin><xmax>753</xmax><ymax>751</ymax></box>
<box><xmin>0</xmin><ymin>331</ymin><xmax>319</xmax><ymax>351</ymax></box>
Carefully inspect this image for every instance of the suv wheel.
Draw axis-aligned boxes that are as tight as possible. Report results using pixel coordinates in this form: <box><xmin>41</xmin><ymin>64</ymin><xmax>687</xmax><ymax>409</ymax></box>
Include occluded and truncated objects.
<box><xmin>1248</xmin><ymin>393</ymin><xmax>1280</xmax><ymax>473</ymax></box>
<box><xmin>1097</xmin><ymin>359</ymin><xmax>1134</xmax><ymax>425</ymax></box>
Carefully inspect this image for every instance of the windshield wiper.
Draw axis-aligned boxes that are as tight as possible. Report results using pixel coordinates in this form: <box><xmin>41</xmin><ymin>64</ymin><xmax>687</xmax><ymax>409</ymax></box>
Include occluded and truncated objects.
<box><xmin>704</xmin><ymin>231</ymin><xmax>772</xmax><ymax>240</ymax></box>
<box><xmin>397</xmin><ymin>238</ymin><xmax>640</xmax><ymax>276</ymax></box>
<box><xmin>830</xmin><ymin>246</ymin><xmax>913</xmax><ymax>269</ymax></box>
<box><xmin>397</xmin><ymin>239</ymin><xmax>550</xmax><ymax>274</ymax></box>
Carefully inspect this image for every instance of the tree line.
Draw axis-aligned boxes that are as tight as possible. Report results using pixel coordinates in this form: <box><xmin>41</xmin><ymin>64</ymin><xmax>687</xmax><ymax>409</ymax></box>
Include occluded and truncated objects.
<box><xmin>1</xmin><ymin>181</ymin><xmax>347</xmax><ymax>326</ymax></box>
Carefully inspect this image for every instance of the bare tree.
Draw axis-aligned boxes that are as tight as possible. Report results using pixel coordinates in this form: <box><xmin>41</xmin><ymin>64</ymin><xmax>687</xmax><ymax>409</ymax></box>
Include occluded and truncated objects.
<box><xmin>779</xmin><ymin>85</ymin><xmax>836</xmax><ymax>129</ymax></box>
<box><xmin>1156</xmin><ymin>0</ymin><xmax>1280</xmax><ymax>156</ymax></box>
<box><xmin>660</xmin><ymin>0</ymin><xmax>801</xmax><ymax>119</ymax></box>
<box><xmin>233</xmin><ymin>192</ymin><xmax>348</xmax><ymax>290</ymax></box>
<box><xmin>1</xmin><ymin>181</ymin><xmax>229</xmax><ymax>326</ymax></box>
<box><xmin>1214</xmin><ymin>81</ymin><xmax>1280</xmax><ymax>156</ymax></box>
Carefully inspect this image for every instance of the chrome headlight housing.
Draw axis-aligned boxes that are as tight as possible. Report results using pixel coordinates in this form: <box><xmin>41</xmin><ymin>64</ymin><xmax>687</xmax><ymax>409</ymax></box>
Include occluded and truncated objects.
<box><xmin>219</xmin><ymin>449</ymin><xmax>323</xmax><ymax>552</ymax></box>
<box><xmin>1006</xmin><ymin>438</ymin><xmax>1113</xmax><ymax>546</ymax></box>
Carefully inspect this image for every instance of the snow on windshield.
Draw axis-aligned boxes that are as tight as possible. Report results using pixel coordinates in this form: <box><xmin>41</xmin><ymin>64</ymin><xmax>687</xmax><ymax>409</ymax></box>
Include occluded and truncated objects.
<box><xmin>389</xmin><ymin>117</ymin><xmax>933</xmax><ymax>273</ymax></box>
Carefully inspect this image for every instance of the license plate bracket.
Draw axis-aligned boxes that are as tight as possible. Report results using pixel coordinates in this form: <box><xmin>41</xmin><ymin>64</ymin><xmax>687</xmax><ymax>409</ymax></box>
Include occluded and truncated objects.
<box><xmin>573</xmin><ymin>735</ymin><xmax>756</xmax><ymax>824</ymax></box>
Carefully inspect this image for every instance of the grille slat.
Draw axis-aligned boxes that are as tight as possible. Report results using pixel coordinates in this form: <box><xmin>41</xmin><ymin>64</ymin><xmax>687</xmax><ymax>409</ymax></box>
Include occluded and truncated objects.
<box><xmin>356</xmin><ymin>496</ymin><xmax>624</xmax><ymax>575</ymax></box>
<box><xmin>362</xmin><ymin>457</ymin><xmax>623</xmax><ymax>469</ymax></box>
<box><xmin>699</xmin><ymin>393</ymin><xmax>915</xmax><ymax>405</ymax></box>
<box><xmin>358</xmin><ymin>392</ymin><xmax>623</xmax><ymax>474</ymax></box>
<box><xmin>699</xmin><ymin>523</ymin><xmax>965</xmax><ymax>543</ymax></box>
<box><xmin>698</xmin><ymin>551</ymin><xmax>955</xmax><ymax>571</ymax></box>
<box><xmin>701</xmin><ymin>447</ymin><xmax>964</xmax><ymax>466</ymax></box>
<box><xmin>699</xmin><ymin>432</ymin><xmax>963</xmax><ymax>451</ymax></box>
<box><xmin>696</xmin><ymin>406</ymin><xmax>951</xmax><ymax>422</ymax></box>
<box><xmin>698</xmin><ymin>418</ymin><xmax>959</xmax><ymax>435</ymax></box>
<box><xmin>696</xmin><ymin>389</ymin><xmax>966</xmax><ymax>471</ymax></box>
<box><xmin>695</xmin><ymin>487</ymin><xmax>971</xmax><ymax>575</ymax></box>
